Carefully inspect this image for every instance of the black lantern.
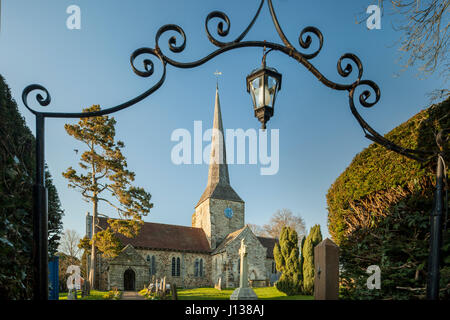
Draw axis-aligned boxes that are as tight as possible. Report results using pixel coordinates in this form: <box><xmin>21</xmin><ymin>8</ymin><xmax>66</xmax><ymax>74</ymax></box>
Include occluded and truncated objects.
<box><xmin>246</xmin><ymin>53</ymin><xmax>282</xmax><ymax>129</ymax></box>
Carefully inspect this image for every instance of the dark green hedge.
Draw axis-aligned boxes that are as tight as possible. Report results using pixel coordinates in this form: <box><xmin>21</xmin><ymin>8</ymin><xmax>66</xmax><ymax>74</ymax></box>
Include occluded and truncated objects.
<box><xmin>0</xmin><ymin>75</ymin><xmax>64</xmax><ymax>299</ymax></box>
<box><xmin>327</xmin><ymin>98</ymin><xmax>449</xmax><ymax>299</ymax></box>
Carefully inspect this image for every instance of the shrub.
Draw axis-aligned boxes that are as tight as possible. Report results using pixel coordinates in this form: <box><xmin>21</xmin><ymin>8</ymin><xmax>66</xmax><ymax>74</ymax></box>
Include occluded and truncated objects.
<box><xmin>103</xmin><ymin>288</ymin><xmax>121</xmax><ymax>300</ymax></box>
<box><xmin>327</xmin><ymin>97</ymin><xmax>450</xmax><ymax>299</ymax></box>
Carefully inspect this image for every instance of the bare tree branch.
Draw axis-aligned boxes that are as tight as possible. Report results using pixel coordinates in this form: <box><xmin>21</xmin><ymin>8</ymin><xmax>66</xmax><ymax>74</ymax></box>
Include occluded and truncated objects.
<box><xmin>357</xmin><ymin>0</ymin><xmax>449</xmax><ymax>82</ymax></box>
<box><xmin>58</xmin><ymin>229</ymin><xmax>81</xmax><ymax>259</ymax></box>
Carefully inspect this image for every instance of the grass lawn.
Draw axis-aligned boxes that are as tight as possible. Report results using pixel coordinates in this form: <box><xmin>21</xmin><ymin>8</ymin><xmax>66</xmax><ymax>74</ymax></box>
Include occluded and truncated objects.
<box><xmin>177</xmin><ymin>286</ymin><xmax>313</xmax><ymax>300</ymax></box>
<box><xmin>59</xmin><ymin>290</ymin><xmax>110</xmax><ymax>300</ymax></box>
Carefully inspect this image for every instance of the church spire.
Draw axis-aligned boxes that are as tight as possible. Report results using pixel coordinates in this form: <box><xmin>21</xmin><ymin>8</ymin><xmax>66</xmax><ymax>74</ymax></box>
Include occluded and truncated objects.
<box><xmin>196</xmin><ymin>85</ymin><xmax>243</xmax><ymax>207</ymax></box>
<box><xmin>207</xmin><ymin>85</ymin><xmax>230</xmax><ymax>186</ymax></box>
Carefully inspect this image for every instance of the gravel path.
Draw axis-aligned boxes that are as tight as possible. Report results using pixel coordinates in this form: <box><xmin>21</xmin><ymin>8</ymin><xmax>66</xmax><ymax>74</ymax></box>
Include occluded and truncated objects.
<box><xmin>120</xmin><ymin>291</ymin><xmax>146</xmax><ymax>300</ymax></box>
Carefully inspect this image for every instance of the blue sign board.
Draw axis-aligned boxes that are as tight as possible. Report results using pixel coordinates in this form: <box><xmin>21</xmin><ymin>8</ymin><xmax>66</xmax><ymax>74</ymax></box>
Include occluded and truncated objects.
<box><xmin>48</xmin><ymin>256</ymin><xmax>59</xmax><ymax>300</ymax></box>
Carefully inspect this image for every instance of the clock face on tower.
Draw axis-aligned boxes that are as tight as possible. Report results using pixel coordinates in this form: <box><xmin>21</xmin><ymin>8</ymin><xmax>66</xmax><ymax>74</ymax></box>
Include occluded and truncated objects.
<box><xmin>224</xmin><ymin>207</ymin><xmax>233</xmax><ymax>219</ymax></box>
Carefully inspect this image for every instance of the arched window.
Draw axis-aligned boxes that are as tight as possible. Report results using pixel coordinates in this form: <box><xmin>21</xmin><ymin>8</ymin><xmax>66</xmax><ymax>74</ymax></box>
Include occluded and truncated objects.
<box><xmin>151</xmin><ymin>256</ymin><xmax>156</xmax><ymax>275</ymax></box>
<box><xmin>195</xmin><ymin>258</ymin><xmax>204</xmax><ymax>277</ymax></box>
<box><xmin>148</xmin><ymin>255</ymin><xmax>156</xmax><ymax>276</ymax></box>
<box><xmin>171</xmin><ymin>257</ymin><xmax>176</xmax><ymax>276</ymax></box>
<box><xmin>172</xmin><ymin>256</ymin><xmax>181</xmax><ymax>277</ymax></box>
<box><xmin>194</xmin><ymin>259</ymin><xmax>199</xmax><ymax>277</ymax></box>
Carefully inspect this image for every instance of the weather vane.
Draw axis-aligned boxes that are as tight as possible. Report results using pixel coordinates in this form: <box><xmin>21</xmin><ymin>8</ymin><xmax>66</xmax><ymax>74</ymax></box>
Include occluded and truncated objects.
<box><xmin>214</xmin><ymin>70</ymin><xmax>222</xmax><ymax>87</ymax></box>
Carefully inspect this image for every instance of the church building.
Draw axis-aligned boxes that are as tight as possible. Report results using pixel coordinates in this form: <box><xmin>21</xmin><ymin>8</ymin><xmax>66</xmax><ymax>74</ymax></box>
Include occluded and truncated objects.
<box><xmin>88</xmin><ymin>86</ymin><xmax>279</xmax><ymax>291</ymax></box>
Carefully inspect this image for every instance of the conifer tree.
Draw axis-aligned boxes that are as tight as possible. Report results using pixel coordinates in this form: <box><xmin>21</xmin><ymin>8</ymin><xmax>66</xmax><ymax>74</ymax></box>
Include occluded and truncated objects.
<box><xmin>0</xmin><ymin>75</ymin><xmax>64</xmax><ymax>298</ymax></box>
<box><xmin>299</xmin><ymin>235</ymin><xmax>306</xmax><ymax>277</ymax></box>
<box><xmin>46</xmin><ymin>167</ymin><xmax>64</xmax><ymax>256</ymax></box>
<box><xmin>273</xmin><ymin>226</ymin><xmax>303</xmax><ymax>295</ymax></box>
<box><xmin>63</xmin><ymin>105</ymin><xmax>153</xmax><ymax>289</ymax></box>
<box><xmin>302</xmin><ymin>224</ymin><xmax>322</xmax><ymax>294</ymax></box>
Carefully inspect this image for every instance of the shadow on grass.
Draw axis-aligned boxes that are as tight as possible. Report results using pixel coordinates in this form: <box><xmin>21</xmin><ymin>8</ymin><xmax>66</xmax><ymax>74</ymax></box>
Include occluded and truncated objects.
<box><xmin>177</xmin><ymin>287</ymin><xmax>313</xmax><ymax>300</ymax></box>
<box><xmin>59</xmin><ymin>290</ymin><xmax>110</xmax><ymax>300</ymax></box>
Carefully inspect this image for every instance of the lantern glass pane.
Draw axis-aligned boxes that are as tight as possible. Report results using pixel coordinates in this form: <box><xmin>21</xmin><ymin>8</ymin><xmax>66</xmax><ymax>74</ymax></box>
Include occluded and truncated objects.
<box><xmin>251</xmin><ymin>77</ymin><xmax>262</xmax><ymax>109</ymax></box>
<box><xmin>267</xmin><ymin>75</ymin><xmax>278</xmax><ymax>107</ymax></box>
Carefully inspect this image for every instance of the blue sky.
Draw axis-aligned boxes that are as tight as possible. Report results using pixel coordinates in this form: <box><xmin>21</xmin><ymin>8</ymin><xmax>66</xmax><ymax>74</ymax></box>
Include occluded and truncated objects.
<box><xmin>0</xmin><ymin>0</ymin><xmax>446</xmax><ymax>240</ymax></box>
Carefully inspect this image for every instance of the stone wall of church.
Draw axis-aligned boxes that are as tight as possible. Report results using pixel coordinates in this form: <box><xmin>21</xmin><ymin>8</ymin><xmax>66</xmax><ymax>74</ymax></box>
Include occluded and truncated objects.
<box><xmin>212</xmin><ymin>230</ymin><xmax>268</xmax><ymax>288</ymax></box>
<box><xmin>99</xmin><ymin>246</ymin><xmax>150</xmax><ymax>291</ymax></box>
<box><xmin>192</xmin><ymin>200</ymin><xmax>212</xmax><ymax>247</ymax></box>
<box><xmin>265</xmin><ymin>258</ymin><xmax>281</xmax><ymax>285</ymax></box>
<box><xmin>209</xmin><ymin>199</ymin><xmax>244</xmax><ymax>250</ymax></box>
<box><xmin>97</xmin><ymin>256</ymin><xmax>110</xmax><ymax>291</ymax></box>
<box><xmin>107</xmin><ymin>264</ymin><xmax>149</xmax><ymax>291</ymax></box>
<box><xmin>211</xmin><ymin>252</ymin><xmax>227</xmax><ymax>287</ymax></box>
<box><xmin>193</xmin><ymin>199</ymin><xmax>245</xmax><ymax>251</ymax></box>
<box><xmin>138</xmin><ymin>249</ymin><xmax>212</xmax><ymax>288</ymax></box>
<box><xmin>226</xmin><ymin>237</ymin><xmax>267</xmax><ymax>287</ymax></box>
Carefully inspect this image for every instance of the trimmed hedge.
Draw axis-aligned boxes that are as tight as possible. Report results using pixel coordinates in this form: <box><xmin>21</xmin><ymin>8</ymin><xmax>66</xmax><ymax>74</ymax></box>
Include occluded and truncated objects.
<box><xmin>327</xmin><ymin>98</ymin><xmax>449</xmax><ymax>299</ymax></box>
<box><xmin>0</xmin><ymin>75</ymin><xmax>64</xmax><ymax>299</ymax></box>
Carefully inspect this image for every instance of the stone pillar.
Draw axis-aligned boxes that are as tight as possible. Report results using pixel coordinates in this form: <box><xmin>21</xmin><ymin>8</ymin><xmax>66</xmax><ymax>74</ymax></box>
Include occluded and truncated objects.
<box><xmin>314</xmin><ymin>238</ymin><xmax>339</xmax><ymax>300</ymax></box>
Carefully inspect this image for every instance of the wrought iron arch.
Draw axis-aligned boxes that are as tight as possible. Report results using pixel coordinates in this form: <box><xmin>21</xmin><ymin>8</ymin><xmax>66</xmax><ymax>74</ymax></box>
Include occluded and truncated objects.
<box><xmin>20</xmin><ymin>0</ymin><xmax>447</xmax><ymax>300</ymax></box>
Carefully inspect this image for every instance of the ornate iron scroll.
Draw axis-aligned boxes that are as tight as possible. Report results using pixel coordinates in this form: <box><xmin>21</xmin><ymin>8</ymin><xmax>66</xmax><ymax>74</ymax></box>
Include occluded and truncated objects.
<box><xmin>22</xmin><ymin>0</ymin><xmax>437</xmax><ymax>161</ymax></box>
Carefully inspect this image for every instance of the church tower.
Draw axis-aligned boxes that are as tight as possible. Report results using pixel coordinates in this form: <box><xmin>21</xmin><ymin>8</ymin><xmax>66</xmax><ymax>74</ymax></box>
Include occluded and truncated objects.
<box><xmin>192</xmin><ymin>85</ymin><xmax>245</xmax><ymax>250</ymax></box>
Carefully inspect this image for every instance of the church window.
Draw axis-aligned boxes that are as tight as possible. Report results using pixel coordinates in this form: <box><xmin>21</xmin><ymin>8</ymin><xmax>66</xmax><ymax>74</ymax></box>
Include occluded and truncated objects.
<box><xmin>195</xmin><ymin>258</ymin><xmax>204</xmax><ymax>277</ymax></box>
<box><xmin>148</xmin><ymin>255</ymin><xmax>156</xmax><ymax>276</ymax></box>
<box><xmin>152</xmin><ymin>256</ymin><xmax>156</xmax><ymax>275</ymax></box>
<box><xmin>172</xmin><ymin>257</ymin><xmax>181</xmax><ymax>277</ymax></box>
<box><xmin>194</xmin><ymin>259</ymin><xmax>199</xmax><ymax>277</ymax></box>
<box><xmin>171</xmin><ymin>257</ymin><xmax>176</xmax><ymax>276</ymax></box>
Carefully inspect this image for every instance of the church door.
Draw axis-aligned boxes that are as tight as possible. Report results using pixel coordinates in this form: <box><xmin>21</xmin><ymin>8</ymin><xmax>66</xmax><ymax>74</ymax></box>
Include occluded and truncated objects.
<box><xmin>124</xmin><ymin>268</ymin><xmax>136</xmax><ymax>291</ymax></box>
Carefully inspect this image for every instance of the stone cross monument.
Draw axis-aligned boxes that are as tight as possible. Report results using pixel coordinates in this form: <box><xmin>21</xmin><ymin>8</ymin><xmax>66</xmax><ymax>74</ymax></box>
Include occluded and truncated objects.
<box><xmin>230</xmin><ymin>239</ymin><xmax>258</xmax><ymax>300</ymax></box>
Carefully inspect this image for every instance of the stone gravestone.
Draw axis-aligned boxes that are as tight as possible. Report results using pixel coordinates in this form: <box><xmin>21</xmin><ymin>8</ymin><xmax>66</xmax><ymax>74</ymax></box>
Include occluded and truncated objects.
<box><xmin>171</xmin><ymin>283</ymin><xmax>178</xmax><ymax>300</ymax></box>
<box><xmin>230</xmin><ymin>239</ymin><xmax>258</xmax><ymax>300</ymax></box>
<box><xmin>162</xmin><ymin>277</ymin><xmax>166</xmax><ymax>297</ymax></box>
<box><xmin>67</xmin><ymin>288</ymin><xmax>77</xmax><ymax>300</ymax></box>
<box><xmin>155</xmin><ymin>279</ymin><xmax>160</xmax><ymax>296</ymax></box>
<box><xmin>314</xmin><ymin>238</ymin><xmax>339</xmax><ymax>300</ymax></box>
<box><xmin>215</xmin><ymin>277</ymin><xmax>223</xmax><ymax>291</ymax></box>
<box><xmin>152</xmin><ymin>278</ymin><xmax>157</xmax><ymax>293</ymax></box>
<box><xmin>80</xmin><ymin>278</ymin><xmax>86</xmax><ymax>298</ymax></box>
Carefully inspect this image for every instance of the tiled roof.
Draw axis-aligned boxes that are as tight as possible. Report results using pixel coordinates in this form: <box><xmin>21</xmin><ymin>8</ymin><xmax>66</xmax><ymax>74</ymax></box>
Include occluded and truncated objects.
<box><xmin>97</xmin><ymin>217</ymin><xmax>211</xmax><ymax>254</ymax></box>
<box><xmin>257</xmin><ymin>237</ymin><xmax>278</xmax><ymax>259</ymax></box>
<box><xmin>196</xmin><ymin>183</ymin><xmax>244</xmax><ymax>207</ymax></box>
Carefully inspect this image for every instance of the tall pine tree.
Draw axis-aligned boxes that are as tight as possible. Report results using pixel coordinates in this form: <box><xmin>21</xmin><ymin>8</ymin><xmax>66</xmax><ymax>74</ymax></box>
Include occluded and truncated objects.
<box><xmin>63</xmin><ymin>105</ymin><xmax>153</xmax><ymax>289</ymax></box>
<box><xmin>302</xmin><ymin>224</ymin><xmax>323</xmax><ymax>294</ymax></box>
